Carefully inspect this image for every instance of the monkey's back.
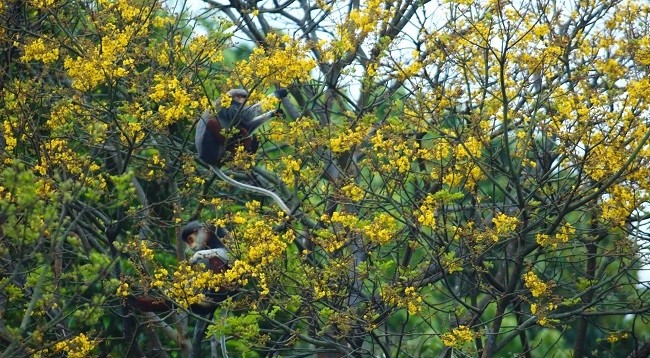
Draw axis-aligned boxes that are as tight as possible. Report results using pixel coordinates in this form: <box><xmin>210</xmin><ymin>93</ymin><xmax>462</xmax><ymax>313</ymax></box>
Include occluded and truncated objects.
<box><xmin>195</xmin><ymin>111</ymin><xmax>226</xmax><ymax>165</ymax></box>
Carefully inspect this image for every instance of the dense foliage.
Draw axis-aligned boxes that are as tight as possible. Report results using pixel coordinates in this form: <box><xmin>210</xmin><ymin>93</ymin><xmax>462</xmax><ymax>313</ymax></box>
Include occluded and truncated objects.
<box><xmin>2</xmin><ymin>0</ymin><xmax>650</xmax><ymax>356</ymax></box>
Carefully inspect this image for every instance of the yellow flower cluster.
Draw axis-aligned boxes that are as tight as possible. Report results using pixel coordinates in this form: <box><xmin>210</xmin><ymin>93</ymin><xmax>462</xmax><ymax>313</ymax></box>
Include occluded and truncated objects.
<box><xmin>152</xmin><ymin>14</ymin><xmax>175</xmax><ymax>29</ymax></box>
<box><xmin>122</xmin><ymin>239</ymin><xmax>154</xmax><ymax>261</ymax></box>
<box><xmin>115</xmin><ymin>102</ymin><xmax>151</xmax><ymax>144</ymax></box>
<box><xmin>456</xmin><ymin>136</ymin><xmax>483</xmax><ymax>160</ymax></box>
<box><xmin>19</xmin><ymin>37</ymin><xmax>59</xmax><ymax>64</ymax></box>
<box><xmin>536</xmin><ymin>223</ymin><xmax>575</xmax><ymax>249</ymax></box>
<box><xmin>431</xmin><ymin>141</ymin><xmax>451</xmax><ymax>161</ymax></box>
<box><xmin>434</xmin><ymin>134</ymin><xmax>487</xmax><ymax>187</ymax></box>
<box><xmin>212</xmin><ymin>215</ymin><xmax>293</xmax><ymax>296</ymax></box>
<box><xmin>116</xmin><ymin>282</ymin><xmax>130</xmax><ymax>297</ymax></box>
<box><xmin>140</xmin><ymin>242</ymin><xmax>154</xmax><ymax>261</ymax></box>
<box><xmin>637</xmin><ymin>36</ymin><xmax>650</xmax><ymax>66</ymax></box>
<box><xmin>492</xmin><ymin>213</ymin><xmax>519</xmax><ymax>238</ymax></box>
<box><xmin>601</xmin><ymin>185</ymin><xmax>635</xmax><ymax>227</ymax></box>
<box><xmin>380</xmin><ymin>285</ymin><xmax>423</xmax><ymax>315</ymax></box>
<box><xmin>370</xmin><ymin>129</ymin><xmax>388</xmax><ymax>150</ymax></box>
<box><xmin>403</xmin><ymin>286</ymin><xmax>422</xmax><ymax>314</ymax></box>
<box><xmin>440</xmin><ymin>252</ymin><xmax>463</xmax><ymax>274</ymax></box>
<box><xmin>605</xmin><ymin>331</ymin><xmax>629</xmax><ymax>343</ymax></box>
<box><xmin>369</xmin><ymin>128</ymin><xmax>421</xmax><ymax>174</ymax></box>
<box><xmin>243</xmin><ymin>221</ymin><xmax>289</xmax><ymax>266</ymax></box>
<box><xmin>258</xmin><ymin>95</ymin><xmax>280</xmax><ymax>112</ymax></box>
<box><xmin>54</xmin><ymin>333</ymin><xmax>97</xmax><ymax>358</ymax></box>
<box><xmin>220</xmin><ymin>92</ymin><xmax>233</xmax><ymax>108</ymax></box>
<box><xmin>323</xmin><ymin>211</ymin><xmax>361</xmax><ymax>229</ymax></box>
<box><xmin>2</xmin><ymin>120</ymin><xmax>16</xmax><ymax>152</ymax></box>
<box><xmin>233</xmin><ymin>33</ymin><xmax>316</xmax><ymax>88</ymax></box>
<box><xmin>165</xmin><ymin>262</ymin><xmax>214</xmax><ymax>308</ymax></box>
<box><xmin>396</xmin><ymin>60</ymin><xmax>423</xmax><ymax>82</ymax></box>
<box><xmin>277</xmin><ymin>155</ymin><xmax>301</xmax><ymax>186</ymax></box>
<box><xmin>46</xmin><ymin>101</ymin><xmax>83</xmax><ymax>134</ymax></box>
<box><xmin>341</xmin><ymin>183</ymin><xmax>365</xmax><ymax>202</ymax></box>
<box><xmin>229</xmin><ymin>145</ymin><xmax>255</xmax><ymax>171</ymax></box>
<box><xmin>27</xmin><ymin>0</ymin><xmax>56</xmax><ymax>9</ymax></box>
<box><xmin>114</xmin><ymin>0</ymin><xmax>142</xmax><ymax>21</ymax></box>
<box><xmin>348</xmin><ymin>0</ymin><xmax>386</xmax><ymax>34</ymax></box>
<box><xmin>149</xmin><ymin>74</ymin><xmax>199</xmax><ymax>127</ymax></box>
<box><xmin>313</xmin><ymin>278</ymin><xmax>333</xmax><ymax>300</ymax></box>
<box><xmin>523</xmin><ymin>271</ymin><xmax>549</xmax><ymax>297</ymax></box>
<box><xmin>330</xmin><ymin>127</ymin><xmax>366</xmax><ymax>154</ymax></box>
<box><xmin>416</xmin><ymin>194</ymin><xmax>438</xmax><ymax>228</ymax></box>
<box><xmin>312</xmin><ymin>229</ymin><xmax>346</xmax><ymax>253</ymax></box>
<box><xmin>440</xmin><ymin>325</ymin><xmax>476</xmax><ymax>347</ymax></box>
<box><xmin>364</xmin><ymin>213</ymin><xmax>397</xmax><ymax>245</ymax></box>
<box><xmin>268</xmin><ymin>116</ymin><xmax>319</xmax><ymax>146</ymax></box>
<box><xmin>152</xmin><ymin>268</ymin><xmax>168</xmax><ymax>288</ymax></box>
<box><xmin>187</xmin><ymin>35</ymin><xmax>224</xmax><ymax>63</ymax></box>
<box><xmin>584</xmin><ymin>134</ymin><xmax>624</xmax><ymax>181</ymax></box>
<box><xmin>531</xmin><ymin>301</ymin><xmax>558</xmax><ymax>327</ymax></box>
<box><xmin>64</xmin><ymin>24</ymin><xmax>135</xmax><ymax>91</ymax></box>
<box><xmin>41</xmin><ymin>138</ymin><xmax>89</xmax><ymax>175</ymax></box>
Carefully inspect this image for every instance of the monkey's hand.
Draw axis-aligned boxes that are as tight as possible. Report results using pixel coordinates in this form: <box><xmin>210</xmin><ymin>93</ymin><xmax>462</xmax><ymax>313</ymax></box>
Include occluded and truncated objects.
<box><xmin>190</xmin><ymin>248</ymin><xmax>230</xmax><ymax>266</ymax></box>
<box><xmin>273</xmin><ymin>88</ymin><xmax>289</xmax><ymax>99</ymax></box>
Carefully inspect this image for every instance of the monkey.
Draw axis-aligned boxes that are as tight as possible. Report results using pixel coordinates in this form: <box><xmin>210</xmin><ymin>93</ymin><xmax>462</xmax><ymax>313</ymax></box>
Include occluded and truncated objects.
<box><xmin>195</xmin><ymin>88</ymin><xmax>293</xmax><ymax>216</ymax></box>
<box><xmin>181</xmin><ymin>221</ymin><xmax>235</xmax><ymax>312</ymax></box>
<box><xmin>127</xmin><ymin>221</ymin><xmax>236</xmax><ymax>314</ymax></box>
<box><xmin>181</xmin><ymin>220</ymin><xmax>230</xmax><ymax>275</ymax></box>
<box><xmin>196</xmin><ymin>88</ymin><xmax>288</xmax><ymax>166</ymax></box>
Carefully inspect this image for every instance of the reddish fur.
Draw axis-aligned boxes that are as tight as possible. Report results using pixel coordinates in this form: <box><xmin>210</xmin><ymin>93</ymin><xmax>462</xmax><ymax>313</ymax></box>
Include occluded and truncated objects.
<box><xmin>205</xmin><ymin>116</ymin><xmax>227</xmax><ymax>144</ymax></box>
<box><xmin>206</xmin><ymin>116</ymin><xmax>258</xmax><ymax>163</ymax></box>
<box><xmin>128</xmin><ymin>295</ymin><xmax>173</xmax><ymax>312</ymax></box>
<box><xmin>209</xmin><ymin>256</ymin><xmax>228</xmax><ymax>274</ymax></box>
<box><xmin>226</xmin><ymin>127</ymin><xmax>256</xmax><ymax>153</ymax></box>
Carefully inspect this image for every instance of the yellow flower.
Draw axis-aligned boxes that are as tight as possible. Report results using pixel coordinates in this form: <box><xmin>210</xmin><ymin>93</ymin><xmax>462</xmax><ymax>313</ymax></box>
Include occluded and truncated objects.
<box><xmin>380</xmin><ymin>285</ymin><xmax>422</xmax><ymax>314</ymax></box>
<box><xmin>220</xmin><ymin>93</ymin><xmax>233</xmax><ymax>108</ymax></box>
<box><xmin>417</xmin><ymin>194</ymin><xmax>438</xmax><ymax>228</ymax></box>
<box><xmin>492</xmin><ymin>213</ymin><xmax>519</xmax><ymax>236</ymax></box>
<box><xmin>116</xmin><ymin>282</ymin><xmax>130</xmax><ymax>297</ymax></box>
<box><xmin>28</xmin><ymin>0</ymin><xmax>56</xmax><ymax>9</ymax></box>
<box><xmin>54</xmin><ymin>333</ymin><xmax>97</xmax><ymax>358</ymax></box>
<box><xmin>606</xmin><ymin>332</ymin><xmax>629</xmax><ymax>343</ymax></box>
<box><xmin>523</xmin><ymin>271</ymin><xmax>549</xmax><ymax>297</ymax></box>
<box><xmin>20</xmin><ymin>37</ymin><xmax>59</xmax><ymax>64</ymax></box>
<box><xmin>341</xmin><ymin>183</ymin><xmax>364</xmax><ymax>202</ymax></box>
<box><xmin>536</xmin><ymin>223</ymin><xmax>574</xmax><ymax>249</ymax></box>
<box><xmin>365</xmin><ymin>213</ymin><xmax>397</xmax><ymax>245</ymax></box>
<box><xmin>441</xmin><ymin>252</ymin><xmax>463</xmax><ymax>274</ymax></box>
<box><xmin>441</xmin><ymin>325</ymin><xmax>476</xmax><ymax>348</ymax></box>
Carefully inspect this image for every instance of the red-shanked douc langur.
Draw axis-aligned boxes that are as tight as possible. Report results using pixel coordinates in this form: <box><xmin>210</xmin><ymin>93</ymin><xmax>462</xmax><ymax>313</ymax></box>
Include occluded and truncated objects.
<box><xmin>195</xmin><ymin>88</ymin><xmax>288</xmax><ymax>166</ymax></box>
<box><xmin>128</xmin><ymin>221</ymin><xmax>235</xmax><ymax>315</ymax></box>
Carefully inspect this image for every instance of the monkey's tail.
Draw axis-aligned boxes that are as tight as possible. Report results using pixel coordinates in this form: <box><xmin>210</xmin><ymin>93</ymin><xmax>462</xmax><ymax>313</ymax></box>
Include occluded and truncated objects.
<box><xmin>210</xmin><ymin>165</ymin><xmax>292</xmax><ymax>216</ymax></box>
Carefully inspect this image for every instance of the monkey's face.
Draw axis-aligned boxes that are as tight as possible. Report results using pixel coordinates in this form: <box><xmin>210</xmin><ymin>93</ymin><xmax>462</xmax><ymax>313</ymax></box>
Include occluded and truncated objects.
<box><xmin>232</xmin><ymin>94</ymin><xmax>247</xmax><ymax>104</ymax></box>
<box><xmin>184</xmin><ymin>229</ymin><xmax>200</xmax><ymax>251</ymax></box>
<box><xmin>183</xmin><ymin>230</ymin><xmax>198</xmax><ymax>250</ymax></box>
<box><xmin>181</xmin><ymin>222</ymin><xmax>210</xmax><ymax>251</ymax></box>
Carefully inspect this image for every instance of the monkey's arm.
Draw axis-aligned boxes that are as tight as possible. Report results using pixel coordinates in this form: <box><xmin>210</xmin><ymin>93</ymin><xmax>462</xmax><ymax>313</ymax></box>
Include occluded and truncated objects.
<box><xmin>244</xmin><ymin>109</ymin><xmax>281</xmax><ymax>132</ymax></box>
<box><xmin>189</xmin><ymin>248</ymin><xmax>230</xmax><ymax>266</ymax></box>
<box><xmin>240</xmin><ymin>89</ymin><xmax>289</xmax><ymax>132</ymax></box>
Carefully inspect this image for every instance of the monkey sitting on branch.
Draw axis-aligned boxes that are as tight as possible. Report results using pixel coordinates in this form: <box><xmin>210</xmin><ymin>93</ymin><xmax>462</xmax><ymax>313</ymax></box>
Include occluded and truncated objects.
<box><xmin>128</xmin><ymin>221</ymin><xmax>234</xmax><ymax>314</ymax></box>
<box><xmin>195</xmin><ymin>88</ymin><xmax>292</xmax><ymax>216</ymax></box>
